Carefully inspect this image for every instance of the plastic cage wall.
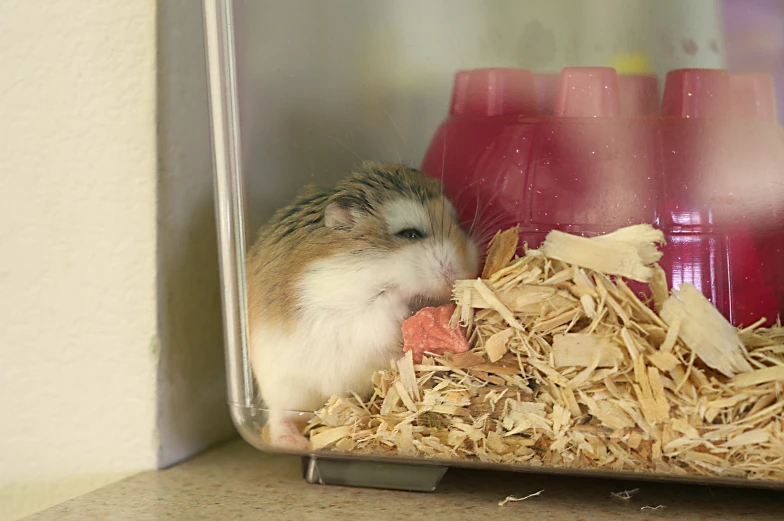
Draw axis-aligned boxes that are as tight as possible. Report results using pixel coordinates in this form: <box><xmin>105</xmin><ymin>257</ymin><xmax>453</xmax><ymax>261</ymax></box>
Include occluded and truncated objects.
<box><xmin>204</xmin><ymin>0</ymin><xmax>784</xmax><ymax>490</ymax></box>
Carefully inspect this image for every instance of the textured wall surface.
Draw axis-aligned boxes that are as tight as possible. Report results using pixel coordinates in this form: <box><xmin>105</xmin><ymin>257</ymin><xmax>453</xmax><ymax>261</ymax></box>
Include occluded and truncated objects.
<box><xmin>0</xmin><ymin>1</ymin><xmax>159</xmax><ymax>519</ymax></box>
<box><xmin>0</xmin><ymin>0</ymin><xmax>237</xmax><ymax>517</ymax></box>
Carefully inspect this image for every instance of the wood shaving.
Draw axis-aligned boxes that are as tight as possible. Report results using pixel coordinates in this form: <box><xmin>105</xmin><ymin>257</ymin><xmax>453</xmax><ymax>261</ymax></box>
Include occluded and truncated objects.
<box><xmin>611</xmin><ymin>487</ymin><xmax>640</xmax><ymax>500</ymax></box>
<box><xmin>307</xmin><ymin>224</ymin><xmax>784</xmax><ymax>483</ymax></box>
<box><xmin>539</xmin><ymin>227</ymin><xmax>664</xmax><ymax>282</ymax></box>
<box><xmin>498</xmin><ymin>489</ymin><xmax>544</xmax><ymax>506</ymax></box>
<box><xmin>482</xmin><ymin>226</ymin><xmax>520</xmax><ymax>279</ymax></box>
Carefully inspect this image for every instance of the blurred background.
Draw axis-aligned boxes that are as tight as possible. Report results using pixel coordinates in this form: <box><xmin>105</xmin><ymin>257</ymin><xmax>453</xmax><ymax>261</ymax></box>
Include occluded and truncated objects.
<box><xmin>235</xmin><ymin>0</ymin><xmax>784</xmax><ymax>233</ymax></box>
<box><xmin>1</xmin><ymin>0</ymin><xmax>782</xmax><ymax>519</ymax></box>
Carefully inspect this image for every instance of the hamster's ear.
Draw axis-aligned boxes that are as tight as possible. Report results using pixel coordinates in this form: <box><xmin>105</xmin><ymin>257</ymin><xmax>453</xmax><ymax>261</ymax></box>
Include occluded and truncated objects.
<box><xmin>325</xmin><ymin>201</ymin><xmax>355</xmax><ymax>230</ymax></box>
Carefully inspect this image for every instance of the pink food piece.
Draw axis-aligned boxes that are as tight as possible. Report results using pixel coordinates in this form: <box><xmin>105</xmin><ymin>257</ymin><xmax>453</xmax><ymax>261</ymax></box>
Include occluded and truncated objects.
<box><xmin>402</xmin><ymin>304</ymin><xmax>469</xmax><ymax>364</ymax></box>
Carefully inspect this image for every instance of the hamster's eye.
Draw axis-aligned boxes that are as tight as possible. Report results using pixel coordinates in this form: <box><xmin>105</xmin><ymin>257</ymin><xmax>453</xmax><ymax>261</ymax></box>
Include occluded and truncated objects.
<box><xmin>395</xmin><ymin>228</ymin><xmax>425</xmax><ymax>240</ymax></box>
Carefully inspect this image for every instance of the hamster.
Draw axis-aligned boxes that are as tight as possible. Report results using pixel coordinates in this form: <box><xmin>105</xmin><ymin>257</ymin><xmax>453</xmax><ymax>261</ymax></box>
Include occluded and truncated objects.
<box><xmin>245</xmin><ymin>161</ymin><xmax>480</xmax><ymax>450</ymax></box>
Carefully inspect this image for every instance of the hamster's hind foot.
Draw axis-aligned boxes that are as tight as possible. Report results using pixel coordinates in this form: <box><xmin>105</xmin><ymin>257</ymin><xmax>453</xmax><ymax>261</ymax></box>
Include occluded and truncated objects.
<box><xmin>269</xmin><ymin>416</ymin><xmax>311</xmax><ymax>452</ymax></box>
<box><xmin>272</xmin><ymin>431</ymin><xmax>311</xmax><ymax>452</ymax></box>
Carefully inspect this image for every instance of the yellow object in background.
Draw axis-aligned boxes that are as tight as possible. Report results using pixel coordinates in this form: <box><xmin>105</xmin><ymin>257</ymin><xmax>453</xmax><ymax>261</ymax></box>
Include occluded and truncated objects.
<box><xmin>609</xmin><ymin>52</ymin><xmax>651</xmax><ymax>74</ymax></box>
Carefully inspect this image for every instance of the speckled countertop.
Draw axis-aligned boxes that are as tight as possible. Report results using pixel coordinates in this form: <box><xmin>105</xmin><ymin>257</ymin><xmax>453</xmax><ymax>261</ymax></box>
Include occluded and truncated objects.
<box><xmin>25</xmin><ymin>439</ymin><xmax>784</xmax><ymax>520</ymax></box>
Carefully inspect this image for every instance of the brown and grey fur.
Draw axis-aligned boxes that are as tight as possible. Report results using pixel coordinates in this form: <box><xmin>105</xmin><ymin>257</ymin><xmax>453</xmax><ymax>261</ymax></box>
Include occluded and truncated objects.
<box><xmin>246</xmin><ymin>161</ymin><xmax>469</xmax><ymax>328</ymax></box>
<box><xmin>245</xmin><ymin>161</ymin><xmax>479</xmax><ymax>450</ymax></box>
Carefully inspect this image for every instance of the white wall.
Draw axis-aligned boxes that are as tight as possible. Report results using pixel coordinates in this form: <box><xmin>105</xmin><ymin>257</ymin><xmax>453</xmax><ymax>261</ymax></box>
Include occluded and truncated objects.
<box><xmin>0</xmin><ymin>0</ymin><xmax>157</xmax><ymax>518</ymax></box>
<box><xmin>0</xmin><ymin>1</ymin><xmax>234</xmax><ymax>519</ymax></box>
<box><xmin>581</xmin><ymin>0</ymin><xmax>725</xmax><ymax>77</ymax></box>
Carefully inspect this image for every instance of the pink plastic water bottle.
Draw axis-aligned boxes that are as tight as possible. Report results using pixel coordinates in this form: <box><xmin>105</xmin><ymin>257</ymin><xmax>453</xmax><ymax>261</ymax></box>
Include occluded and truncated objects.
<box><xmin>421</xmin><ymin>66</ymin><xmax>784</xmax><ymax>326</ymax></box>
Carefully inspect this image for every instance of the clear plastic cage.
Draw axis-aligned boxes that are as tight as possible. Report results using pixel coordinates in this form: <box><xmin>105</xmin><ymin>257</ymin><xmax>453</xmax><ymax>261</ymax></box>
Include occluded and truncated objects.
<box><xmin>204</xmin><ymin>0</ymin><xmax>784</xmax><ymax>491</ymax></box>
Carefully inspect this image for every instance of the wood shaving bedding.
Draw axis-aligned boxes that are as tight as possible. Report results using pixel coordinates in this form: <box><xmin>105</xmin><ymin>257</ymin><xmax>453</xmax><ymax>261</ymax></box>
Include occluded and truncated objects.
<box><xmin>305</xmin><ymin>225</ymin><xmax>784</xmax><ymax>482</ymax></box>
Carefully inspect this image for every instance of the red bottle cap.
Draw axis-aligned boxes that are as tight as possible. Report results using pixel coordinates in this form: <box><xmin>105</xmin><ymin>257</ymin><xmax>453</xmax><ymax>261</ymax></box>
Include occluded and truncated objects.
<box><xmin>661</xmin><ymin>68</ymin><xmax>733</xmax><ymax>119</ymax></box>
<box><xmin>451</xmin><ymin>68</ymin><xmax>536</xmax><ymax>117</ymax></box>
<box><xmin>554</xmin><ymin>67</ymin><xmax>621</xmax><ymax>117</ymax></box>
<box><xmin>449</xmin><ymin>70</ymin><xmax>471</xmax><ymax>116</ymax></box>
<box><xmin>730</xmin><ymin>73</ymin><xmax>777</xmax><ymax>121</ymax></box>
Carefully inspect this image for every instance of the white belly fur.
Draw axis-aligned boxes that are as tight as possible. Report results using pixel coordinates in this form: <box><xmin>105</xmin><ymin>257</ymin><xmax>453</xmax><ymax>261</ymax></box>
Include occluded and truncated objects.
<box><xmin>250</xmin><ymin>254</ymin><xmax>408</xmax><ymax>413</ymax></box>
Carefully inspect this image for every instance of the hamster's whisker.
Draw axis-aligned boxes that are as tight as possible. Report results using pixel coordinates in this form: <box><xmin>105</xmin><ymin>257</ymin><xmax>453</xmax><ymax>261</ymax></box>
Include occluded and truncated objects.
<box><xmin>468</xmin><ymin>195</ymin><xmax>485</xmax><ymax>237</ymax></box>
<box><xmin>451</xmin><ymin>181</ymin><xmax>486</xmax><ymax>215</ymax></box>
<box><xmin>382</xmin><ymin>106</ymin><xmax>407</xmax><ymax>150</ymax></box>
<box><xmin>471</xmin><ymin>226</ymin><xmax>508</xmax><ymax>249</ymax></box>
<box><xmin>469</xmin><ymin>189</ymin><xmax>506</xmax><ymax>237</ymax></box>
<box><xmin>472</xmin><ymin>213</ymin><xmax>510</xmax><ymax>236</ymax></box>
<box><xmin>439</xmin><ymin>127</ymin><xmax>447</xmax><ymax>186</ymax></box>
<box><xmin>392</xmin><ymin>142</ymin><xmax>403</xmax><ymax>166</ymax></box>
<box><xmin>468</xmin><ymin>206</ymin><xmax>481</xmax><ymax>238</ymax></box>
<box><xmin>324</xmin><ymin>134</ymin><xmax>367</xmax><ymax>165</ymax></box>
<box><xmin>471</xmin><ymin>224</ymin><xmax>512</xmax><ymax>254</ymax></box>
<box><xmin>438</xmin><ymin>131</ymin><xmax>449</xmax><ymax>242</ymax></box>
<box><xmin>441</xmin><ymin>201</ymin><xmax>446</xmax><ymax>241</ymax></box>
